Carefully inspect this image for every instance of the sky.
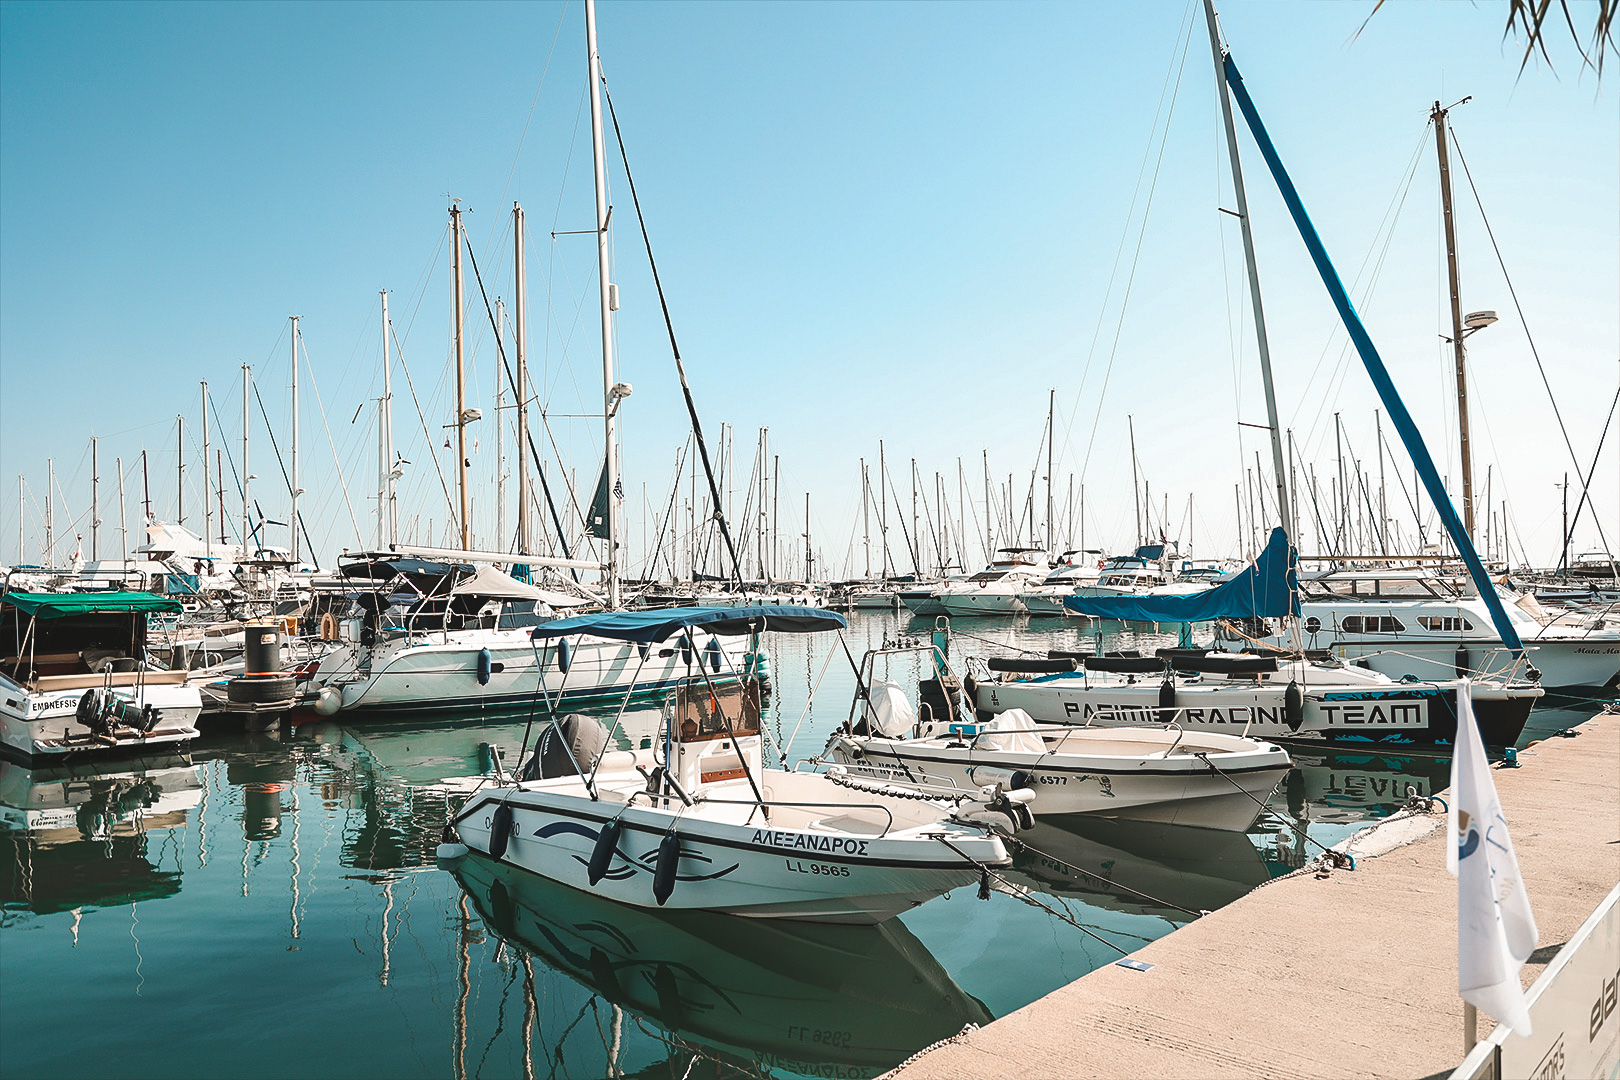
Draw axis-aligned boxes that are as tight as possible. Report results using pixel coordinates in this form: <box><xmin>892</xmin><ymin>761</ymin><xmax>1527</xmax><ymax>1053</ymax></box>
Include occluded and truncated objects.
<box><xmin>2</xmin><ymin>0</ymin><xmax>1615</xmax><ymax>581</ymax></box>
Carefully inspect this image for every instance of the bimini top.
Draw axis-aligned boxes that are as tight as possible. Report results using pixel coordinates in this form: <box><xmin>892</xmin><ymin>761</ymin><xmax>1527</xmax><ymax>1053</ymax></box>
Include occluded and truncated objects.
<box><xmin>532</xmin><ymin>604</ymin><xmax>847</xmax><ymax>644</ymax></box>
<box><xmin>1064</xmin><ymin>527</ymin><xmax>1299</xmax><ymax>623</ymax></box>
<box><xmin>2</xmin><ymin>591</ymin><xmax>184</xmax><ymax>619</ymax></box>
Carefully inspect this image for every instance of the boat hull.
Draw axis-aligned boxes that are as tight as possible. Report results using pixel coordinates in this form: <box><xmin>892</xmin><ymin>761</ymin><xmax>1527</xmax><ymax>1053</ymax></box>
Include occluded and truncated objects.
<box><xmin>453</xmin><ymin>778</ymin><xmax>1003</xmax><ymax>924</ymax></box>
<box><xmin>970</xmin><ymin>674</ymin><xmax>1538</xmax><ymax>747</ymax></box>
<box><xmin>0</xmin><ymin>678</ymin><xmax>201</xmax><ymax>765</ymax></box>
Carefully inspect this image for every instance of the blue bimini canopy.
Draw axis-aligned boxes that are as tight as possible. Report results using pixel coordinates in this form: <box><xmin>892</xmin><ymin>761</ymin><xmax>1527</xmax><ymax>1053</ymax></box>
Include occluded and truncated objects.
<box><xmin>1064</xmin><ymin>527</ymin><xmax>1300</xmax><ymax>623</ymax></box>
<box><xmin>531</xmin><ymin>604</ymin><xmax>847</xmax><ymax>644</ymax></box>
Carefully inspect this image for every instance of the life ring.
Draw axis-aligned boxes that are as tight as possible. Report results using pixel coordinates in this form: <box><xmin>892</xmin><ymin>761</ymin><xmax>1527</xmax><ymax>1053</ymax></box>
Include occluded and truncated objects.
<box><xmin>319</xmin><ymin>612</ymin><xmax>338</xmax><ymax>641</ymax></box>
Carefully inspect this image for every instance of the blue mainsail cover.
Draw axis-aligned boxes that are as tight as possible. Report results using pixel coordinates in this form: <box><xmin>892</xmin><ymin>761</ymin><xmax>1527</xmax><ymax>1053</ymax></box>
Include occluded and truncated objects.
<box><xmin>1221</xmin><ymin>52</ymin><xmax>1525</xmax><ymax>657</ymax></box>
<box><xmin>1063</xmin><ymin>527</ymin><xmax>1299</xmax><ymax>622</ymax></box>
<box><xmin>532</xmin><ymin>604</ymin><xmax>846</xmax><ymax>644</ymax></box>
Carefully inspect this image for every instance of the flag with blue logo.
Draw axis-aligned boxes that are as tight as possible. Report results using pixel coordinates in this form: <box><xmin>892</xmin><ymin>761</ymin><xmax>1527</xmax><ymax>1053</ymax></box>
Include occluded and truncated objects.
<box><xmin>1447</xmin><ymin>680</ymin><xmax>1537</xmax><ymax>1035</ymax></box>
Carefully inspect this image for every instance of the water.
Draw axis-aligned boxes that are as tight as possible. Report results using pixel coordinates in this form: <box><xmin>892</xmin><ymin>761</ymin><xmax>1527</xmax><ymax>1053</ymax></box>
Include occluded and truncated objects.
<box><xmin>1</xmin><ymin>612</ymin><xmax>1604</xmax><ymax>1079</ymax></box>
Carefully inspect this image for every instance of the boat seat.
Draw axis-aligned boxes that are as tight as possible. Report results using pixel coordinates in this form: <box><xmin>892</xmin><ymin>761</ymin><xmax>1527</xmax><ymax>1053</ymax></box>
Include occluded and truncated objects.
<box><xmin>807</xmin><ymin>814</ymin><xmax>887</xmax><ymax>837</ymax></box>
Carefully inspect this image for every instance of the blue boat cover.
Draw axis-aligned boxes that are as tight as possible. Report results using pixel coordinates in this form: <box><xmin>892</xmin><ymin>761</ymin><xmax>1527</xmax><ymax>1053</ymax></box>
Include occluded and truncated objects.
<box><xmin>531</xmin><ymin>604</ymin><xmax>847</xmax><ymax>644</ymax></box>
<box><xmin>1221</xmin><ymin>52</ymin><xmax>1525</xmax><ymax>657</ymax></box>
<box><xmin>1064</xmin><ymin>527</ymin><xmax>1299</xmax><ymax>622</ymax></box>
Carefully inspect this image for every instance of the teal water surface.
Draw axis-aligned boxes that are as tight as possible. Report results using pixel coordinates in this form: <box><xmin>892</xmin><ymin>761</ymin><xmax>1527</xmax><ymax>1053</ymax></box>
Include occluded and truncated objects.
<box><xmin>1</xmin><ymin>612</ymin><xmax>1603</xmax><ymax>1079</ymax></box>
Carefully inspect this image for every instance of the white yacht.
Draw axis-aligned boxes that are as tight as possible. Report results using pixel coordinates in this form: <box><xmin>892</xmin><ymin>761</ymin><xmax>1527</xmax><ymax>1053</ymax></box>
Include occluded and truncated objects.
<box><xmin>1263</xmin><ymin>570</ymin><xmax>1619</xmax><ymax>692</ymax></box>
<box><xmin>1020</xmin><ymin>553</ymin><xmax>1104</xmax><ymax>617</ymax></box>
<box><xmin>1</xmin><ymin>589</ymin><xmax>201</xmax><ymax>764</ymax></box>
<box><xmin>934</xmin><ymin>549</ymin><xmax>1052</xmax><ymax>618</ymax></box>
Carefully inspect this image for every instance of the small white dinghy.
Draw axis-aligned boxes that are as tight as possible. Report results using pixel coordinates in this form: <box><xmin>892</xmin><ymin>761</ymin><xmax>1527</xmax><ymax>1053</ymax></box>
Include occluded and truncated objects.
<box><xmin>444</xmin><ymin>607</ymin><xmax>1015</xmax><ymax>925</ymax></box>
<box><xmin>824</xmin><ymin>681</ymin><xmax>1292</xmax><ymax>832</ymax></box>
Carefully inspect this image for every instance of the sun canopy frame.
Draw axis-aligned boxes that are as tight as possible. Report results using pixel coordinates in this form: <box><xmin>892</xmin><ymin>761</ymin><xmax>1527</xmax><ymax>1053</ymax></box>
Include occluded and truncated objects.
<box><xmin>531</xmin><ymin>604</ymin><xmax>846</xmax><ymax>644</ymax></box>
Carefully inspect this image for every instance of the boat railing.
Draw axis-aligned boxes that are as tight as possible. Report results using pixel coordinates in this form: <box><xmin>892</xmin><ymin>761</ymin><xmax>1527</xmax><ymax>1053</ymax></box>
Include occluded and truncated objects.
<box><xmin>683</xmin><ymin>795</ymin><xmax>897</xmax><ymax>837</ymax></box>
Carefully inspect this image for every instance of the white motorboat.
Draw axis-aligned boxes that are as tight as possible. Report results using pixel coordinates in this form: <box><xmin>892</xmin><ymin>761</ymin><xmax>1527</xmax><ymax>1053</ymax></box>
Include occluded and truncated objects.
<box><xmin>1</xmin><ymin>589</ymin><xmax>201</xmax><ymax>764</ymax></box>
<box><xmin>1258</xmin><ymin>570</ymin><xmax>1619</xmax><ymax>691</ymax></box>
<box><xmin>444</xmin><ymin>606</ymin><xmax>1015</xmax><ymax>924</ymax></box>
<box><xmin>824</xmin><ymin>699</ymin><xmax>1291</xmax><ymax>832</ymax></box>
<box><xmin>935</xmin><ymin>549</ymin><xmax>1052</xmax><ymax>618</ymax></box>
<box><xmin>1020</xmin><ymin>554</ymin><xmax>1104</xmax><ymax>616</ymax></box>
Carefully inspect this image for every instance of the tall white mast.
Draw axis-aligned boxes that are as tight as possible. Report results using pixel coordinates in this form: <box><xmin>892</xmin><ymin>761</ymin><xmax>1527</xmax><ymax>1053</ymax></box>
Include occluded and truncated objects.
<box><xmin>1045</xmin><ymin>387</ymin><xmax>1055</xmax><ymax>554</ymax></box>
<box><xmin>116</xmin><ymin>457</ymin><xmax>127</xmax><ymax>561</ymax></box>
<box><xmin>201</xmin><ymin>380</ymin><xmax>211</xmax><ymax>562</ymax></box>
<box><xmin>1204</xmin><ymin>0</ymin><xmax>1292</xmax><ymax>541</ymax></box>
<box><xmin>45</xmin><ymin>458</ymin><xmax>54</xmax><ymax>565</ymax></box>
<box><xmin>495</xmin><ymin>296</ymin><xmax>508</xmax><ymax>551</ymax></box>
<box><xmin>513</xmin><ymin>203</ymin><xmax>531</xmax><ymax>556</ymax></box>
<box><xmin>380</xmin><ymin>290</ymin><xmax>397</xmax><ymax>548</ymax></box>
<box><xmin>290</xmin><ymin>315</ymin><xmax>301</xmax><ymax>563</ymax></box>
<box><xmin>450</xmin><ymin>204</ymin><xmax>470</xmax><ymax>551</ymax></box>
<box><xmin>91</xmin><ymin>437</ymin><xmax>100</xmax><ymax>561</ymax></box>
<box><xmin>586</xmin><ymin>0</ymin><xmax>621</xmax><ymax>607</ymax></box>
<box><xmin>241</xmin><ymin>364</ymin><xmax>252</xmax><ymax>554</ymax></box>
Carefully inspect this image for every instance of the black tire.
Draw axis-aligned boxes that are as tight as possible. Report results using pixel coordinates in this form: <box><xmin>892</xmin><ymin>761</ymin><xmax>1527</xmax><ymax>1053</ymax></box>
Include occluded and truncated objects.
<box><xmin>228</xmin><ymin>674</ymin><xmax>297</xmax><ymax>704</ymax></box>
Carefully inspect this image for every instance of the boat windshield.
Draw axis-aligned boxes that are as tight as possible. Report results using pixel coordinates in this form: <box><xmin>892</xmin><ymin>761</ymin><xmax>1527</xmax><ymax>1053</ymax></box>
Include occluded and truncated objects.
<box><xmin>672</xmin><ymin>677</ymin><xmax>762</xmax><ymax>742</ymax></box>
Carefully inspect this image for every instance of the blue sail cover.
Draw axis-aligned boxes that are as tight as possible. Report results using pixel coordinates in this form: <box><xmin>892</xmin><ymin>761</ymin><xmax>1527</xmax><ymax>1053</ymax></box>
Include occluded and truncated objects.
<box><xmin>1221</xmin><ymin>53</ymin><xmax>1525</xmax><ymax>657</ymax></box>
<box><xmin>1063</xmin><ymin>527</ymin><xmax>1299</xmax><ymax>622</ymax></box>
<box><xmin>531</xmin><ymin>604</ymin><xmax>846</xmax><ymax>644</ymax></box>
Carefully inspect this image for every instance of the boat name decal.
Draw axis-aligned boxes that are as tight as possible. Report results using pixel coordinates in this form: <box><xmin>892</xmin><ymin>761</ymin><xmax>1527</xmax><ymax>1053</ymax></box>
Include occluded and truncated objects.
<box><xmin>752</xmin><ymin>830</ymin><xmax>869</xmax><ymax>857</ymax></box>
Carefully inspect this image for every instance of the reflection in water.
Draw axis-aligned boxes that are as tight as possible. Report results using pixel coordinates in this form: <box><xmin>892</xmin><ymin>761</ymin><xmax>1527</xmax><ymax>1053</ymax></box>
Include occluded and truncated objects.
<box><xmin>1010</xmin><ymin>817</ymin><xmax>1278</xmax><ymax>919</ymax></box>
<box><xmin>453</xmin><ymin>853</ymin><xmax>991</xmax><ymax>1078</ymax></box>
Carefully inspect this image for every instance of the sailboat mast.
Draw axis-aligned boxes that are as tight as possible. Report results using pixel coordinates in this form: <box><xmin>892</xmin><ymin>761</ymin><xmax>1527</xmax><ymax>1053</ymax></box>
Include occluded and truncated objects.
<box><xmin>878</xmin><ymin>440</ymin><xmax>888</xmax><ymax>579</ymax></box>
<box><xmin>495</xmin><ymin>297</ymin><xmax>507</xmax><ymax>551</ymax></box>
<box><xmin>91</xmin><ymin>437</ymin><xmax>99</xmax><ymax>561</ymax></box>
<box><xmin>176</xmin><ymin>415</ymin><xmax>184</xmax><ymax>526</ymax></box>
<box><xmin>241</xmin><ymin>364</ymin><xmax>251</xmax><ymax>551</ymax></box>
<box><xmin>1432</xmin><ymin>99</ymin><xmax>1476</xmax><ymax>540</ymax></box>
<box><xmin>449</xmin><ymin>205</ymin><xmax>470</xmax><ymax>551</ymax></box>
<box><xmin>1045</xmin><ymin>387</ymin><xmax>1055</xmax><ymax>554</ymax></box>
<box><xmin>861</xmin><ymin>458</ymin><xmax>870</xmax><ymax>578</ymax></box>
<box><xmin>290</xmin><ymin>315</ymin><xmax>301</xmax><ymax>563</ymax></box>
<box><xmin>512</xmin><ymin>203</ymin><xmax>530</xmax><ymax>556</ymax></box>
<box><xmin>201</xmin><ymin>380</ymin><xmax>210</xmax><ymax>562</ymax></box>
<box><xmin>117</xmin><ymin>457</ymin><xmax>127</xmax><ymax>560</ymax></box>
<box><xmin>1128</xmin><ymin>414</ymin><xmax>1141</xmax><ymax>545</ymax></box>
<box><xmin>586</xmin><ymin>0</ymin><xmax>620</xmax><ymax>607</ymax></box>
<box><xmin>1205</xmin><ymin>0</ymin><xmax>1292</xmax><ymax>540</ymax></box>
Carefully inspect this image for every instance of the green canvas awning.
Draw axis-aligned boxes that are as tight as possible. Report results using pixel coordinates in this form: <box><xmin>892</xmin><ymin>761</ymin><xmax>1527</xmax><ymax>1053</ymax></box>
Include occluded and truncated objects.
<box><xmin>1</xmin><ymin>591</ymin><xmax>183</xmax><ymax>619</ymax></box>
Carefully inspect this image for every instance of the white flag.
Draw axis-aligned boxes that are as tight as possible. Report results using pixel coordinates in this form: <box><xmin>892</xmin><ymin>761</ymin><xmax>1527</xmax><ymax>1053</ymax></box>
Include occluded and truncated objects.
<box><xmin>1447</xmin><ymin>679</ymin><xmax>1537</xmax><ymax>1035</ymax></box>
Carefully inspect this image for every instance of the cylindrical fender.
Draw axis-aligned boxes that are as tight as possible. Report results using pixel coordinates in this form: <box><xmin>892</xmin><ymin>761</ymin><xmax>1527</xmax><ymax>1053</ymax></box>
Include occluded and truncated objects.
<box><xmin>587</xmin><ymin>819</ymin><xmax>623</xmax><ymax>885</ymax></box>
<box><xmin>1284</xmin><ymin>680</ymin><xmax>1305</xmax><ymax>732</ymax></box>
<box><xmin>652</xmin><ymin>832</ymin><xmax>681</xmax><ymax>905</ymax></box>
<box><xmin>1158</xmin><ymin>678</ymin><xmax>1177</xmax><ymax>723</ymax></box>
<box><xmin>488</xmin><ymin>801</ymin><xmax>515</xmax><ymax>860</ymax></box>
<box><xmin>476</xmin><ymin>647</ymin><xmax>492</xmax><ymax>686</ymax></box>
<box><xmin>557</xmin><ymin>638</ymin><xmax>573</xmax><ymax>674</ymax></box>
<box><xmin>705</xmin><ymin>637</ymin><xmax>723</xmax><ymax>673</ymax></box>
<box><xmin>1454</xmin><ymin>646</ymin><xmax>1470</xmax><ymax>679</ymax></box>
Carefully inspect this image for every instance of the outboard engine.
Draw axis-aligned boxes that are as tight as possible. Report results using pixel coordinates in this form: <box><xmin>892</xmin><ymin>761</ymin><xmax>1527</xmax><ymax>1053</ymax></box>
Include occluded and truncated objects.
<box><xmin>75</xmin><ymin>689</ymin><xmax>160</xmax><ymax>737</ymax></box>
<box><xmin>522</xmin><ymin>712</ymin><xmax>613</xmax><ymax>780</ymax></box>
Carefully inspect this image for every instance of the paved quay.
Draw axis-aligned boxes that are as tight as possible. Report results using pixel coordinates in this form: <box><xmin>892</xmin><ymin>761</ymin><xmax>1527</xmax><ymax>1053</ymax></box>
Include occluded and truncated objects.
<box><xmin>891</xmin><ymin>711</ymin><xmax>1620</xmax><ymax>1080</ymax></box>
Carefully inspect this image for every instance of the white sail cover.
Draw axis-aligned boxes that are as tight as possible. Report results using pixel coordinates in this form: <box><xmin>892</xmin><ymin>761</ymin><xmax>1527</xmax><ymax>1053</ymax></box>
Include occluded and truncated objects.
<box><xmin>864</xmin><ymin>680</ymin><xmax>916</xmax><ymax>738</ymax></box>
<box><xmin>974</xmin><ymin>709</ymin><xmax>1046</xmax><ymax>754</ymax></box>
<box><xmin>449</xmin><ymin>565</ymin><xmax>545</xmax><ymax>600</ymax></box>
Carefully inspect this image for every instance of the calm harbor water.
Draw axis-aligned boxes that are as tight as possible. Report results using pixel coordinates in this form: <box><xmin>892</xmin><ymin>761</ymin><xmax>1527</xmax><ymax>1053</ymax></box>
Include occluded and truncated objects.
<box><xmin>1</xmin><ymin>611</ymin><xmax>1604</xmax><ymax>1079</ymax></box>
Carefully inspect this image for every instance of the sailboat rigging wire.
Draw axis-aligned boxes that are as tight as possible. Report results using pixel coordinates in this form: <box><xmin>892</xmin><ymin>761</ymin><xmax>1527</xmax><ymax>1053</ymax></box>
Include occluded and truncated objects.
<box><xmin>461</xmin><ymin>231</ymin><xmax>582</xmax><ymax>573</ymax></box>
<box><xmin>296</xmin><ymin>332</ymin><xmax>365</xmax><ymax>546</ymax></box>
<box><xmin>250</xmin><ymin>381</ymin><xmax>319</xmax><ymax>564</ymax></box>
<box><xmin>387</xmin><ymin>319</ymin><xmax>460</xmax><ymax>534</ymax></box>
<box><xmin>1078</xmin><ymin>2</ymin><xmax>1197</xmax><ymax>485</ymax></box>
<box><xmin>1448</xmin><ymin>126</ymin><xmax>1616</xmax><ymax>569</ymax></box>
<box><xmin>599</xmin><ymin>79</ymin><xmax>745</xmax><ymax>588</ymax></box>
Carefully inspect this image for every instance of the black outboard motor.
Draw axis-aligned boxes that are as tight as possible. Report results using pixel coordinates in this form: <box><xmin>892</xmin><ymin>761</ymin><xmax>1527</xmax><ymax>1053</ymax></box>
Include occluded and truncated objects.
<box><xmin>522</xmin><ymin>712</ymin><xmax>613</xmax><ymax>780</ymax></box>
<box><xmin>75</xmin><ymin>689</ymin><xmax>161</xmax><ymax>737</ymax></box>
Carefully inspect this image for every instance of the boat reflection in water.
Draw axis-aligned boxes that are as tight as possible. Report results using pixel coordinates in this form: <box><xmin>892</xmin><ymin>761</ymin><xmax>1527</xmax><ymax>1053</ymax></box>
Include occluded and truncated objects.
<box><xmin>1278</xmin><ymin>746</ymin><xmax>1452</xmax><ymax>824</ymax></box>
<box><xmin>1007</xmin><ymin>816</ymin><xmax>1278</xmax><ymax>919</ymax></box>
<box><xmin>0</xmin><ymin>754</ymin><xmax>202</xmax><ymax>917</ymax></box>
<box><xmin>452</xmin><ymin>852</ymin><xmax>991</xmax><ymax>1078</ymax></box>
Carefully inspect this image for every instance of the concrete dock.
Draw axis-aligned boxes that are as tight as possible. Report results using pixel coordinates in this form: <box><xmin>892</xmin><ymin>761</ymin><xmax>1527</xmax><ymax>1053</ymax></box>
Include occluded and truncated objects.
<box><xmin>892</xmin><ymin>712</ymin><xmax>1620</xmax><ymax>1080</ymax></box>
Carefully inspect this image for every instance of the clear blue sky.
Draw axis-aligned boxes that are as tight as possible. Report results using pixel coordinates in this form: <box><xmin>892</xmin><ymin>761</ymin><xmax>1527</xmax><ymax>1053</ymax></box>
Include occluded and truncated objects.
<box><xmin>2</xmin><ymin>0</ymin><xmax>1614</xmax><ymax>577</ymax></box>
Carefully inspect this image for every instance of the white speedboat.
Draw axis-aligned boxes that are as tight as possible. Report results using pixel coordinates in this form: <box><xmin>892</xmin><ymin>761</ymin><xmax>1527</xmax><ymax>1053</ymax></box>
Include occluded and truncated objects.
<box><xmin>1</xmin><ymin>589</ymin><xmax>202</xmax><ymax>764</ymax></box>
<box><xmin>444</xmin><ymin>606</ymin><xmax>1014</xmax><ymax>924</ymax></box>
<box><xmin>824</xmin><ymin>702</ymin><xmax>1291</xmax><ymax>832</ymax></box>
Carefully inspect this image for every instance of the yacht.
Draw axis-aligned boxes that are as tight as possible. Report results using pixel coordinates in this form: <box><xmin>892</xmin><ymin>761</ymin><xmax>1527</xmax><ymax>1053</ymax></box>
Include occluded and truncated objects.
<box><xmin>1262</xmin><ymin>570</ymin><xmax>1619</xmax><ymax>691</ymax></box>
<box><xmin>934</xmin><ymin>549</ymin><xmax>1052</xmax><ymax>618</ymax></box>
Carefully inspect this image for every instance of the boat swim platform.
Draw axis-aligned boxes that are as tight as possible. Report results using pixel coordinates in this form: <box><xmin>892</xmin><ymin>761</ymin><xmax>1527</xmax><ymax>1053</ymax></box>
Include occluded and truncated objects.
<box><xmin>889</xmin><ymin>710</ymin><xmax>1619</xmax><ymax>1080</ymax></box>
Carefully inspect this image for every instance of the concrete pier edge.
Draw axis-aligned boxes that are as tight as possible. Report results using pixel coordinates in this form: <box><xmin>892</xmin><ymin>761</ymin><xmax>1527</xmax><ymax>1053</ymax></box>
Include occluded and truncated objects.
<box><xmin>888</xmin><ymin>711</ymin><xmax>1620</xmax><ymax>1080</ymax></box>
